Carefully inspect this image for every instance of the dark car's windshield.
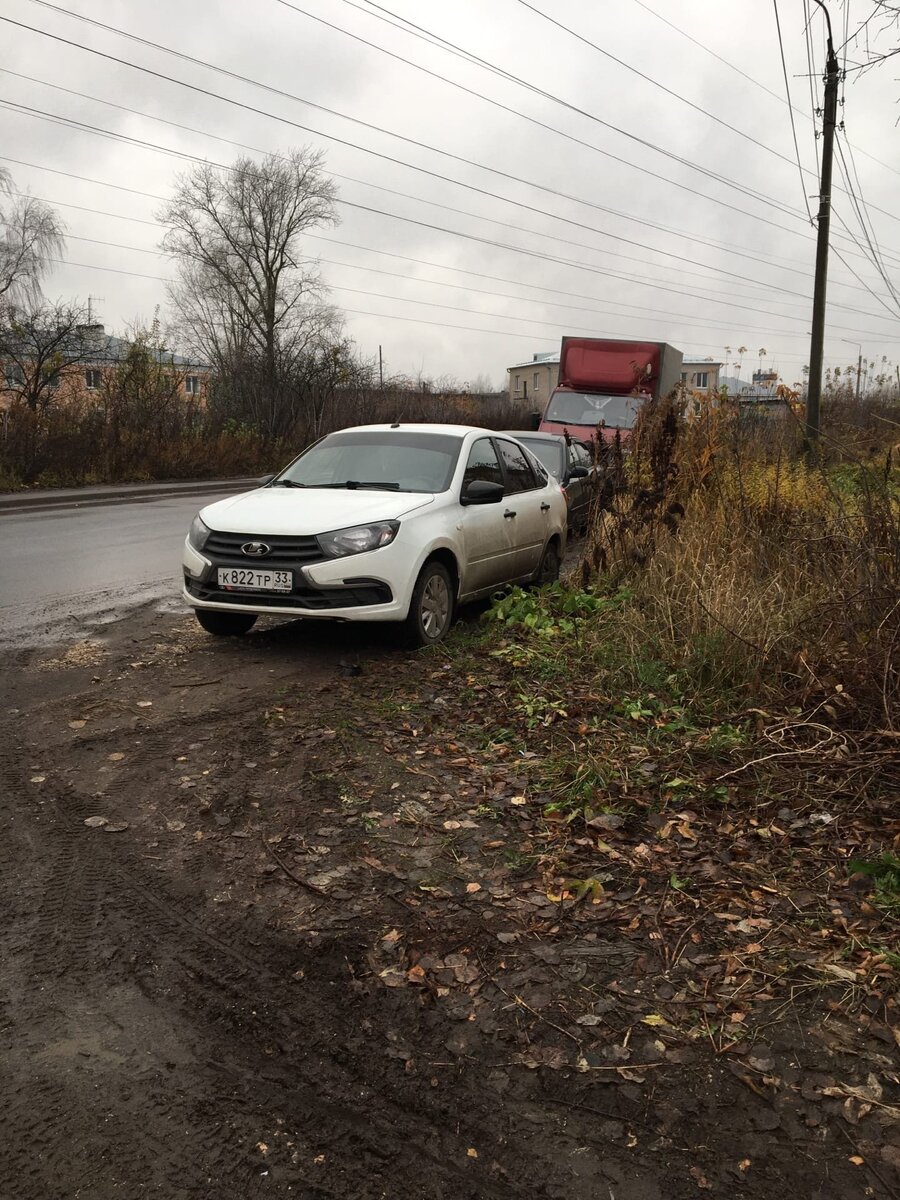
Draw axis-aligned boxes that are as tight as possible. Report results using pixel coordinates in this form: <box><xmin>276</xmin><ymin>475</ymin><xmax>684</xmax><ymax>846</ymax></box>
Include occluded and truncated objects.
<box><xmin>515</xmin><ymin>438</ymin><xmax>564</xmax><ymax>479</ymax></box>
<box><xmin>274</xmin><ymin>430</ymin><xmax>464</xmax><ymax>493</ymax></box>
<box><xmin>546</xmin><ymin>391</ymin><xmax>642</xmax><ymax>430</ymax></box>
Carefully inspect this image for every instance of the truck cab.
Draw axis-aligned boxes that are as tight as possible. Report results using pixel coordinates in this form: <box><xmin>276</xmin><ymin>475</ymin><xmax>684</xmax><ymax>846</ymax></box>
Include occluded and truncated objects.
<box><xmin>538</xmin><ymin>337</ymin><xmax>683</xmax><ymax>445</ymax></box>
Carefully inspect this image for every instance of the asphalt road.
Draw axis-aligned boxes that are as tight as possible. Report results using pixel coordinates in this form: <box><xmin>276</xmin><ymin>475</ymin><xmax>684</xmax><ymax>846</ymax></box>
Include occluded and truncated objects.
<box><xmin>0</xmin><ymin>486</ymin><xmax>244</xmax><ymax>648</ymax></box>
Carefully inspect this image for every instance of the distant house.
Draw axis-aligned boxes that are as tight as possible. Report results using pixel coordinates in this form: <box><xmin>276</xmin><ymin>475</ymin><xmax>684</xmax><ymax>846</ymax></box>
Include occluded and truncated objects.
<box><xmin>506</xmin><ymin>350</ymin><xmax>559</xmax><ymax>405</ymax></box>
<box><xmin>681</xmin><ymin>360</ymin><xmax>723</xmax><ymax>391</ymax></box>
<box><xmin>0</xmin><ymin>323</ymin><xmax>211</xmax><ymax>411</ymax></box>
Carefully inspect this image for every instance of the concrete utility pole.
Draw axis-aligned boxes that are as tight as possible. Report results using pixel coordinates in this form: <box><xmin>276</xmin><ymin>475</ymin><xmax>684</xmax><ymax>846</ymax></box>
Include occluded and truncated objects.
<box><xmin>806</xmin><ymin>0</ymin><xmax>839</xmax><ymax>442</ymax></box>
<box><xmin>378</xmin><ymin>344</ymin><xmax>383</xmax><ymax>389</ymax></box>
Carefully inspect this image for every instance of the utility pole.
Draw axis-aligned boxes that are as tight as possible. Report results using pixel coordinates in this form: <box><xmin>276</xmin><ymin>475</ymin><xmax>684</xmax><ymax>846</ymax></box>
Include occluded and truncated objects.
<box><xmin>855</xmin><ymin>352</ymin><xmax>862</xmax><ymax>401</ymax></box>
<box><xmin>378</xmin><ymin>344</ymin><xmax>383</xmax><ymax>389</ymax></box>
<box><xmin>805</xmin><ymin>0</ymin><xmax>839</xmax><ymax>443</ymax></box>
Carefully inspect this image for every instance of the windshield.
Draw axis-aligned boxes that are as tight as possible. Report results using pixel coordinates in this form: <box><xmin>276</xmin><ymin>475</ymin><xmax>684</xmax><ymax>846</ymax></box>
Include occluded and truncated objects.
<box><xmin>546</xmin><ymin>390</ymin><xmax>642</xmax><ymax>430</ymax></box>
<box><xmin>274</xmin><ymin>429</ymin><xmax>464</xmax><ymax>493</ymax></box>
<box><xmin>516</xmin><ymin>438</ymin><xmax>564</xmax><ymax>479</ymax></box>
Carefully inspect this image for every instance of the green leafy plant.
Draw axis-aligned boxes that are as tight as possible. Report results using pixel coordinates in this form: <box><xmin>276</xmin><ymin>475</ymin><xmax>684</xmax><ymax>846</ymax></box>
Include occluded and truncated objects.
<box><xmin>849</xmin><ymin>852</ymin><xmax>900</xmax><ymax>912</ymax></box>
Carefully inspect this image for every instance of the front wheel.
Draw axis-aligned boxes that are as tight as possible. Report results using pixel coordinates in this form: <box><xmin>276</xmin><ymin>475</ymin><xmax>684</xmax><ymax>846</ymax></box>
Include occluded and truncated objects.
<box><xmin>194</xmin><ymin>608</ymin><xmax>258</xmax><ymax>636</ymax></box>
<box><xmin>403</xmin><ymin>561</ymin><xmax>454</xmax><ymax>647</ymax></box>
<box><xmin>533</xmin><ymin>541</ymin><xmax>561</xmax><ymax>587</ymax></box>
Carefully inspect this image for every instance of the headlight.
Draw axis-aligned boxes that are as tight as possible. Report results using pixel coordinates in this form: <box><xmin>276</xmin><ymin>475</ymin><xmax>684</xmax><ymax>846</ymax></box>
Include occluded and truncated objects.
<box><xmin>189</xmin><ymin>514</ymin><xmax>211</xmax><ymax>551</ymax></box>
<box><xmin>317</xmin><ymin>521</ymin><xmax>399</xmax><ymax>558</ymax></box>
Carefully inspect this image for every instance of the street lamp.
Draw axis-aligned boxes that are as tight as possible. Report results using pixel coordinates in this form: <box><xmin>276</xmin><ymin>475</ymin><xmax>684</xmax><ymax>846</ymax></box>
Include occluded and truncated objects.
<box><xmin>839</xmin><ymin>339</ymin><xmax>862</xmax><ymax>400</ymax></box>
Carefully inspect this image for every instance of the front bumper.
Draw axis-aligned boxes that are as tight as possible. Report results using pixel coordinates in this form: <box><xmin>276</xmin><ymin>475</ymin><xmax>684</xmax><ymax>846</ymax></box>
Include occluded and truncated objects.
<box><xmin>182</xmin><ymin>537</ymin><xmax>410</xmax><ymax>622</ymax></box>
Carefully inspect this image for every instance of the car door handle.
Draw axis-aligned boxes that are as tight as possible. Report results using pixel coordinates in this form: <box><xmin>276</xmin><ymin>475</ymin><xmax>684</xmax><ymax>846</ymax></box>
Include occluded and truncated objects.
<box><xmin>504</xmin><ymin>509</ymin><xmax>516</xmax><ymax>519</ymax></box>
<box><xmin>540</xmin><ymin>502</ymin><xmax>551</xmax><ymax>512</ymax></box>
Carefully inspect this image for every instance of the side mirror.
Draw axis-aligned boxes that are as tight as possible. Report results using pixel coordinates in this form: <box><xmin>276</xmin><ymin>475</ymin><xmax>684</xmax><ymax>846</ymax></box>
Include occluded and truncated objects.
<box><xmin>568</xmin><ymin>465</ymin><xmax>589</xmax><ymax>479</ymax></box>
<box><xmin>258</xmin><ymin>474</ymin><xmax>276</xmax><ymax>487</ymax></box>
<box><xmin>461</xmin><ymin>479</ymin><xmax>505</xmax><ymax>505</ymax></box>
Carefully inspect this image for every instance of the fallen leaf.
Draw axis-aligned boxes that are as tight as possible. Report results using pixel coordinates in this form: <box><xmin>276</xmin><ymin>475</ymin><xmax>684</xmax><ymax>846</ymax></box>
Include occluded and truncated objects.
<box><xmin>641</xmin><ymin>1014</ymin><xmax>668</xmax><ymax>1027</ymax></box>
<box><xmin>509</xmin><ymin>796</ymin><xmax>527</xmax><ymax>806</ymax></box>
<box><xmin>68</xmin><ymin>720</ymin><xmax>86</xmax><ymax>729</ymax></box>
<box><xmin>822</xmin><ymin>963</ymin><xmax>858</xmax><ymax>983</ymax></box>
<box><xmin>443</xmin><ymin>820</ymin><xmax>462</xmax><ymax>830</ymax></box>
<box><xmin>849</xmin><ymin>1156</ymin><xmax>865</xmax><ymax>1166</ymax></box>
<box><xmin>465</xmin><ymin>882</ymin><xmax>482</xmax><ymax>894</ymax></box>
<box><xmin>165</xmin><ymin>819</ymin><xmax>186</xmax><ymax>832</ymax></box>
<box><xmin>136</xmin><ymin>700</ymin><xmax>153</xmax><ymax>708</ymax></box>
<box><xmin>84</xmin><ymin>816</ymin><xmax>108</xmax><ymax>828</ymax></box>
<box><xmin>108</xmin><ymin>752</ymin><xmax>126</xmax><ymax>762</ymax></box>
<box><xmin>30</xmin><ymin>775</ymin><xmax>45</xmax><ymax>784</ymax></box>
<box><xmin>690</xmin><ymin>1166</ymin><xmax>713</xmax><ymax>1189</ymax></box>
<box><xmin>467</xmin><ymin>1148</ymin><xmax>478</xmax><ymax>1159</ymax></box>
<box><xmin>102</xmin><ymin>822</ymin><xmax>130</xmax><ymax>833</ymax></box>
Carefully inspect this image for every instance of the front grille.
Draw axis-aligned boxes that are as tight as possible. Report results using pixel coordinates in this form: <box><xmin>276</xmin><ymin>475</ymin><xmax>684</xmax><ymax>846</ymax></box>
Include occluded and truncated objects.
<box><xmin>186</xmin><ymin>577</ymin><xmax>392</xmax><ymax>610</ymax></box>
<box><xmin>203</xmin><ymin>530</ymin><xmax>325</xmax><ymax>568</ymax></box>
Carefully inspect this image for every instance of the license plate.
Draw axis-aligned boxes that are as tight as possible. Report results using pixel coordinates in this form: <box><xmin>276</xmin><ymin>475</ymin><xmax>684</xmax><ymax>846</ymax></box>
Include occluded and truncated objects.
<box><xmin>217</xmin><ymin>567</ymin><xmax>293</xmax><ymax>593</ymax></box>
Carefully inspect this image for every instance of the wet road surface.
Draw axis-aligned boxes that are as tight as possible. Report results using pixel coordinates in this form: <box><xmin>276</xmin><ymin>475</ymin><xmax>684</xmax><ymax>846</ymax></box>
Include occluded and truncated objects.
<box><xmin>0</xmin><ymin>486</ymin><xmax>244</xmax><ymax>648</ymax></box>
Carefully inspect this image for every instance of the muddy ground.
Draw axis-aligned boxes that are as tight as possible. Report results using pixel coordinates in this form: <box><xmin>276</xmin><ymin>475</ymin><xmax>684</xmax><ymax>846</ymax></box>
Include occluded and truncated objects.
<box><xmin>1</xmin><ymin>604</ymin><xmax>897</xmax><ymax>1200</ymax></box>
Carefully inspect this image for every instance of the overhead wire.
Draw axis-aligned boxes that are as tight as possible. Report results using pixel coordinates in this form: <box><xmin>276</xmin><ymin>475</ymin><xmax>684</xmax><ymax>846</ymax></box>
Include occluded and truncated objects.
<box><xmin>625</xmin><ymin>0</ymin><xmax>900</xmax><ymax>179</ymax></box>
<box><xmin>773</xmin><ymin>0</ymin><xmax>815</xmax><ymax>223</ymax></box>
<box><xmin>8</xmin><ymin>172</ymin><xmax>897</xmax><ymax>345</ymax></box>
<box><xmin>5</xmin><ymin>97</ymin><xmax>900</xmax><ymax>327</ymax></box>
<box><xmin>1</xmin><ymin>68</ymin><xmax>843</xmax><ymax>296</ymax></box>
<box><xmin>7</xmin><ymin>6</ymin><xmax>820</xmax><ymax>233</ymax></box>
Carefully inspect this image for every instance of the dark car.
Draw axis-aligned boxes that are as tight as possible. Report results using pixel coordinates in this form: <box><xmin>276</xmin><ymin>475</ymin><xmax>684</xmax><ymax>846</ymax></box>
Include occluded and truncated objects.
<box><xmin>505</xmin><ymin>431</ymin><xmax>597</xmax><ymax>534</ymax></box>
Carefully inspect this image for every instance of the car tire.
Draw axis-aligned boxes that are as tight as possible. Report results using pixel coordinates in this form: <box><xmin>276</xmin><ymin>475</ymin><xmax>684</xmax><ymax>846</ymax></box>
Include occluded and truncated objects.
<box><xmin>533</xmin><ymin>541</ymin><xmax>561</xmax><ymax>587</ymax></box>
<box><xmin>194</xmin><ymin>609</ymin><xmax>258</xmax><ymax>637</ymax></box>
<box><xmin>403</xmin><ymin>561</ymin><xmax>454</xmax><ymax>647</ymax></box>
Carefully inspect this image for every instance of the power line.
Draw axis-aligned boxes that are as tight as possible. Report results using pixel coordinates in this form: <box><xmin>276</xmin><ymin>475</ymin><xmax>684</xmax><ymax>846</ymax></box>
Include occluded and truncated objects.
<box><xmin>833</xmin><ymin>133</ymin><xmax>900</xmax><ymax>311</ymax></box>
<box><xmin>38</xmin><ymin>256</ymin><xmax>829</xmax><ymax>361</ymax></box>
<box><xmin>514</xmin><ymin>0</ymin><xmax>798</xmax><ymax>166</ymax></box>
<box><xmin>7</xmin><ymin>6</ymin><xmax>819</xmax><ymax>234</ymax></box>
<box><xmin>629</xmin><ymin>0</ymin><xmax>900</xmax><ymax>179</ymax></box>
<box><xmin>11</xmin><ymin>96</ymin><xmax>893</xmax><ymax>319</ymax></box>
<box><xmin>33</xmin><ymin>180</ymin><xmax>900</xmax><ymax>343</ymax></box>
<box><xmin>1</xmin><ymin>69</ymin><xmax>838</xmax><ymax>299</ymax></box>
<box><xmin>9</xmin><ymin>6</ymin><xmax>899</xmax><ymax>275</ymax></box>
<box><xmin>512</xmin><ymin>0</ymin><xmax>899</xmax><ymax>229</ymax></box>
<box><xmin>276</xmin><ymin>0</ymin><xmax>805</xmax><ymax>210</ymax></box>
<box><xmin>773</xmin><ymin>0</ymin><xmax>814</xmax><ymax>222</ymax></box>
<box><xmin>8</xmin><ymin>174</ymin><xmax>896</xmax><ymax>343</ymax></box>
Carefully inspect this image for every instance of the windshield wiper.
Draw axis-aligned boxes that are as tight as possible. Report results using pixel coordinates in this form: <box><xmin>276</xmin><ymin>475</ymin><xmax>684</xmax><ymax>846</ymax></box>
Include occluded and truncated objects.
<box><xmin>271</xmin><ymin>479</ymin><xmax>304</xmax><ymax>488</ymax></box>
<box><xmin>319</xmin><ymin>480</ymin><xmax>401</xmax><ymax>491</ymax></box>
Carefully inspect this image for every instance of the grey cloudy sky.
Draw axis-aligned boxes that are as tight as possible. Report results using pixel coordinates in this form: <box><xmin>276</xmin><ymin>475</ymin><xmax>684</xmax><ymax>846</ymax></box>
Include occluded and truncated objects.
<box><xmin>2</xmin><ymin>0</ymin><xmax>899</xmax><ymax>388</ymax></box>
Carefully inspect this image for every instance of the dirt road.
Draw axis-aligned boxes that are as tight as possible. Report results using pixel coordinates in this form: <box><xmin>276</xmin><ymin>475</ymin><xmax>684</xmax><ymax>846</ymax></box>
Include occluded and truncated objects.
<box><xmin>1</xmin><ymin>605</ymin><xmax>896</xmax><ymax>1200</ymax></box>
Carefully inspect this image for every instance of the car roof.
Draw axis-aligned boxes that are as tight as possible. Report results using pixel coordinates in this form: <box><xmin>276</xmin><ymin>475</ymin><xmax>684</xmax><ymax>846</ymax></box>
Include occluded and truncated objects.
<box><xmin>333</xmin><ymin>423</ymin><xmax>488</xmax><ymax>437</ymax></box>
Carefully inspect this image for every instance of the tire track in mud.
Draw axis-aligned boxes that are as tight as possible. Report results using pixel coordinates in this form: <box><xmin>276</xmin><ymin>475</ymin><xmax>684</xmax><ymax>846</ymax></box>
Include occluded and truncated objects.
<box><xmin>0</xmin><ymin>693</ymin><xmax>530</xmax><ymax>1200</ymax></box>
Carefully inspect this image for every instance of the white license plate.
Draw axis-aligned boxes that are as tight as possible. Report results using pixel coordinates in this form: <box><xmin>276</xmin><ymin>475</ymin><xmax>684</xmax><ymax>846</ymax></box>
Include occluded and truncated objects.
<box><xmin>217</xmin><ymin>567</ymin><xmax>293</xmax><ymax>593</ymax></box>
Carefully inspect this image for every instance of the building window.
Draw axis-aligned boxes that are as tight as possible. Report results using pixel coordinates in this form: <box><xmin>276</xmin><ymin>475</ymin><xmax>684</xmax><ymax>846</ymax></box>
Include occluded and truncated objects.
<box><xmin>185</xmin><ymin>375</ymin><xmax>200</xmax><ymax>395</ymax></box>
<box><xmin>47</xmin><ymin>372</ymin><xmax>60</xmax><ymax>390</ymax></box>
<box><xmin>694</xmin><ymin>372</ymin><xmax>709</xmax><ymax>388</ymax></box>
<box><xmin>85</xmin><ymin>368</ymin><xmax>101</xmax><ymax>390</ymax></box>
<box><xmin>533</xmin><ymin>372</ymin><xmax>539</xmax><ymax>393</ymax></box>
<box><xmin>514</xmin><ymin>374</ymin><xmax>520</xmax><ymax>393</ymax></box>
<box><xmin>4</xmin><ymin>364</ymin><xmax>24</xmax><ymax>388</ymax></box>
<box><xmin>680</xmin><ymin>372</ymin><xmax>688</xmax><ymax>383</ymax></box>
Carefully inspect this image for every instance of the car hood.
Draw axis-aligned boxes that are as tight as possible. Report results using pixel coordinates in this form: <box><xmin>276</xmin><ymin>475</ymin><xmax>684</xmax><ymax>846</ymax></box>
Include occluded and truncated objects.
<box><xmin>199</xmin><ymin>487</ymin><xmax>435</xmax><ymax>535</ymax></box>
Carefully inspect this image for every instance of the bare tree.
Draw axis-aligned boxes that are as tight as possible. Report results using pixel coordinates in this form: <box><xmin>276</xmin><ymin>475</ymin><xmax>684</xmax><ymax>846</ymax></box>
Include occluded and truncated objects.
<box><xmin>844</xmin><ymin>2</ymin><xmax>900</xmax><ymax>72</ymax></box>
<box><xmin>159</xmin><ymin>148</ymin><xmax>340</xmax><ymax>438</ymax></box>
<box><xmin>0</xmin><ymin>301</ymin><xmax>93</xmax><ymax>412</ymax></box>
<box><xmin>0</xmin><ymin>168</ymin><xmax>66</xmax><ymax>304</ymax></box>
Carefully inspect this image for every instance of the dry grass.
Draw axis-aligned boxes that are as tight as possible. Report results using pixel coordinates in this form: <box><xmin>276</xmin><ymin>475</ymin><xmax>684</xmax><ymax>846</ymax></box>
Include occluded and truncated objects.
<box><xmin>576</xmin><ymin>394</ymin><xmax>900</xmax><ymax>724</ymax></box>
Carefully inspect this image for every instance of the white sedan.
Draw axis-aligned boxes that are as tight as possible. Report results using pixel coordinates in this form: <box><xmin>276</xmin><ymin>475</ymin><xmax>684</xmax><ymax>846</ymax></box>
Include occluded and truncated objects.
<box><xmin>182</xmin><ymin>423</ymin><xmax>567</xmax><ymax>645</ymax></box>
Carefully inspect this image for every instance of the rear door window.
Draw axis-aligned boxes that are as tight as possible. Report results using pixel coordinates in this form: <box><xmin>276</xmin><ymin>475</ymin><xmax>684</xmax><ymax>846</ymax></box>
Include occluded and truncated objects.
<box><xmin>496</xmin><ymin>439</ymin><xmax>538</xmax><ymax>494</ymax></box>
<box><xmin>463</xmin><ymin>437</ymin><xmax>503</xmax><ymax>489</ymax></box>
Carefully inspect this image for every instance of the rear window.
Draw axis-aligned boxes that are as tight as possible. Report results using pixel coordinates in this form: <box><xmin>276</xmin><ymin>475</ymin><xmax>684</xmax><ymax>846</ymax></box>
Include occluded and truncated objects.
<box><xmin>517</xmin><ymin>438</ymin><xmax>563</xmax><ymax>479</ymax></box>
